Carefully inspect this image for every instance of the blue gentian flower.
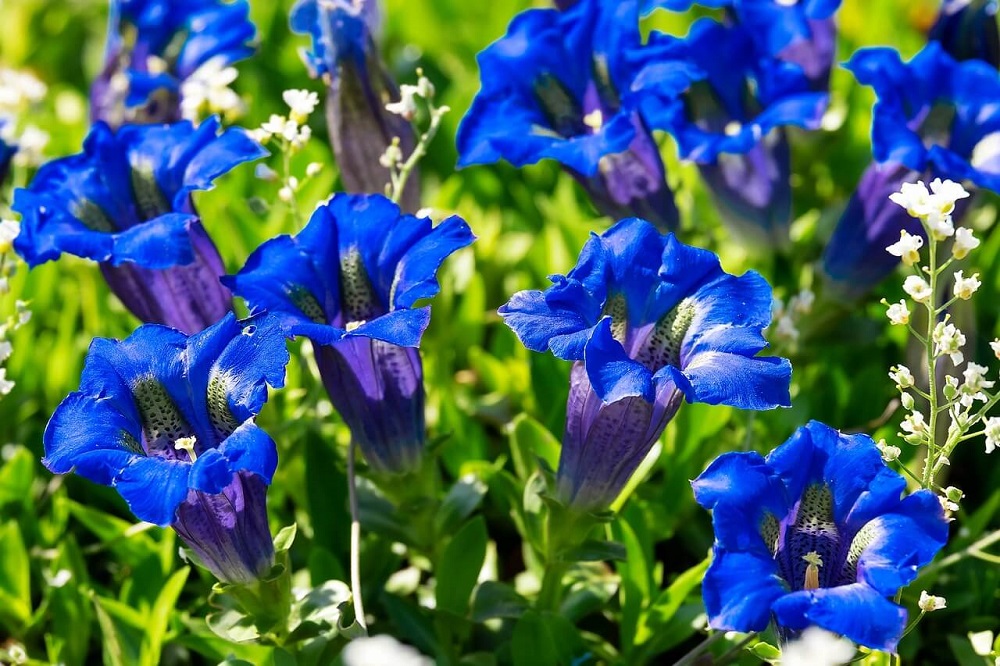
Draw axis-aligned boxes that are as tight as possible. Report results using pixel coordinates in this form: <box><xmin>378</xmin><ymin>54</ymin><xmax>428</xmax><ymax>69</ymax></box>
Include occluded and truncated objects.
<box><xmin>822</xmin><ymin>44</ymin><xmax>998</xmax><ymax>295</ymax></box>
<box><xmin>43</xmin><ymin>313</ymin><xmax>289</xmax><ymax>584</ymax></box>
<box><xmin>225</xmin><ymin>194</ymin><xmax>475</xmax><ymax>474</ymax></box>
<box><xmin>930</xmin><ymin>0</ymin><xmax>1000</xmax><ymax>68</ymax></box>
<box><xmin>693</xmin><ymin>421</ymin><xmax>948</xmax><ymax>651</ymax></box>
<box><xmin>92</xmin><ymin>0</ymin><xmax>256</xmax><ymax>126</ymax></box>
<box><xmin>500</xmin><ymin>218</ymin><xmax>791</xmax><ymax>511</ymax></box>
<box><xmin>734</xmin><ymin>0</ymin><xmax>841</xmax><ymax>90</ymax></box>
<box><xmin>457</xmin><ymin>0</ymin><xmax>698</xmax><ymax>232</ymax></box>
<box><xmin>643</xmin><ymin>0</ymin><xmax>731</xmax><ymax>11</ymax></box>
<box><xmin>13</xmin><ymin>117</ymin><xmax>266</xmax><ymax>333</ymax></box>
<box><xmin>637</xmin><ymin>19</ymin><xmax>828</xmax><ymax>246</ymax></box>
<box><xmin>290</xmin><ymin>0</ymin><xmax>419</xmax><ymax>211</ymax></box>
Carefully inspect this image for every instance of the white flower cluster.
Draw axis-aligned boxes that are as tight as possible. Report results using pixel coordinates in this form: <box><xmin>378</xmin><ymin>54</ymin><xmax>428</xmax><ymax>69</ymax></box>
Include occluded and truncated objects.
<box><xmin>180</xmin><ymin>56</ymin><xmax>245</xmax><ymax>123</ymax></box>
<box><xmin>250</xmin><ymin>89</ymin><xmax>324</xmax><ymax>208</ymax></box>
<box><xmin>0</xmin><ymin>66</ymin><xmax>49</xmax><ymax>168</ymax></box>
<box><xmin>385</xmin><ymin>73</ymin><xmax>435</xmax><ymax>122</ymax></box>
<box><xmin>770</xmin><ymin>289</ymin><xmax>815</xmax><ymax>349</ymax></box>
<box><xmin>779</xmin><ymin>627</ymin><xmax>856</xmax><ymax>666</ymax></box>
<box><xmin>251</xmin><ymin>89</ymin><xmax>318</xmax><ymax>149</ymax></box>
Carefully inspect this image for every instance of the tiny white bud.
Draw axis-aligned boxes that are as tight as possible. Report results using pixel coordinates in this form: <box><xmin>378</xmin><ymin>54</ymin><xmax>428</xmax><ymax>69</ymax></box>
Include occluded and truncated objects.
<box><xmin>953</xmin><ymin>270</ymin><xmax>981</xmax><ymax>300</ymax></box>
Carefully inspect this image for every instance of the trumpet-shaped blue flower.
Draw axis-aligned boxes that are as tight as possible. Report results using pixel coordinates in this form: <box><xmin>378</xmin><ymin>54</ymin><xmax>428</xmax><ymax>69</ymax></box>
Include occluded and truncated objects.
<box><xmin>92</xmin><ymin>0</ymin><xmax>256</xmax><ymax>125</ymax></box>
<box><xmin>500</xmin><ymin>218</ymin><xmax>791</xmax><ymax>511</ymax></box>
<box><xmin>735</xmin><ymin>0</ymin><xmax>840</xmax><ymax>90</ymax></box>
<box><xmin>637</xmin><ymin>19</ymin><xmax>827</xmax><ymax>246</ymax></box>
<box><xmin>13</xmin><ymin>117</ymin><xmax>266</xmax><ymax>333</ymax></box>
<box><xmin>930</xmin><ymin>0</ymin><xmax>1000</xmax><ymax>68</ymax></box>
<box><xmin>457</xmin><ymin>0</ymin><xmax>696</xmax><ymax>232</ymax></box>
<box><xmin>290</xmin><ymin>0</ymin><xmax>419</xmax><ymax>211</ymax></box>
<box><xmin>44</xmin><ymin>313</ymin><xmax>289</xmax><ymax>584</ymax></box>
<box><xmin>225</xmin><ymin>194</ymin><xmax>475</xmax><ymax>474</ymax></box>
<box><xmin>822</xmin><ymin>44</ymin><xmax>998</xmax><ymax>295</ymax></box>
<box><xmin>693</xmin><ymin>421</ymin><xmax>948</xmax><ymax>651</ymax></box>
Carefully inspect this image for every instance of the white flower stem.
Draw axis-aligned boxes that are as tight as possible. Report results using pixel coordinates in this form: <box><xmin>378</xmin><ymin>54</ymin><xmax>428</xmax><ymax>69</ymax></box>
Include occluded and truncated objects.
<box><xmin>347</xmin><ymin>438</ymin><xmax>368</xmax><ymax>634</ymax></box>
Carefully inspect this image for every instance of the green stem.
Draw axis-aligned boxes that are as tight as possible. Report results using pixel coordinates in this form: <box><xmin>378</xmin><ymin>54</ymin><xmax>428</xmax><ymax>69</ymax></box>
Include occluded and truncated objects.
<box><xmin>536</xmin><ymin>560</ymin><xmax>569</xmax><ymax>612</ymax></box>
<box><xmin>347</xmin><ymin>439</ymin><xmax>368</xmax><ymax>634</ymax></box>
<box><xmin>921</xmin><ymin>235</ymin><xmax>939</xmax><ymax>488</ymax></box>
<box><xmin>390</xmin><ymin>105</ymin><xmax>447</xmax><ymax>205</ymax></box>
<box><xmin>917</xmin><ymin>527</ymin><xmax>1000</xmax><ymax>579</ymax></box>
<box><xmin>672</xmin><ymin>631</ymin><xmax>725</xmax><ymax>666</ymax></box>
<box><xmin>714</xmin><ymin>634</ymin><xmax>757</xmax><ymax>665</ymax></box>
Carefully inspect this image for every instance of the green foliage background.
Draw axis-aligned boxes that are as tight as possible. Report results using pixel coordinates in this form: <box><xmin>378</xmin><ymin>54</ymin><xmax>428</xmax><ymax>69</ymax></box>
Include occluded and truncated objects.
<box><xmin>0</xmin><ymin>0</ymin><xmax>998</xmax><ymax>664</ymax></box>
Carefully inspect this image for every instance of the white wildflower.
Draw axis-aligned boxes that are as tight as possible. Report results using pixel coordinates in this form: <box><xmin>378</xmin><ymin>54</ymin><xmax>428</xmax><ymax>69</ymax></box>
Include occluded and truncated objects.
<box><xmin>0</xmin><ymin>340</ymin><xmax>11</xmax><ymax>363</ymax></box>
<box><xmin>901</xmin><ymin>410</ymin><xmax>928</xmax><ymax>438</ymax></box>
<box><xmin>953</xmin><ymin>271</ymin><xmax>981</xmax><ymax>300</ymax></box>
<box><xmin>918</xmin><ymin>590</ymin><xmax>947</xmax><ymax>612</ymax></box>
<box><xmin>961</xmin><ymin>362</ymin><xmax>993</xmax><ymax>407</ymax></box>
<box><xmin>889</xmin><ymin>365</ymin><xmax>915</xmax><ymax>389</ymax></box>
<box><xmin>889</xmin><ymin>180</ymin><xmax>933</xmax><ymax>218</ymax></box>
<box><xmin>953</xmin><ymin>227</ymin><xmax>980</xmax><ymax>259</ymax></box>
<box><xmin>984</xmin><ymin>416</ymin><xmax>1000</xmax><ymax>454</ymax></box>
<box><xmin>886</xmin><ymin>299</ymin><xmax>910</xmax><ymax>325</ymax></box>
<box><xmin>970</xmin><ymin>631</ymin><xmax>996</xmax><ymax>657</ymax></box>
<box><xmin>877</xmin><ymin>439</ymin><xmax>901</xmax><ymax>462</ymax></box>
<box><xmin>926</xmin><ymin>210</ymin><xmax>955</xmax><ymax>241</ymax></box>
<box><xmin>790</xmin><ymin>288</ymin><xmax>815</xmax><ymax>315</ymax></box>
<box><xmin>283</xmin><ymin>89</ymin><xmax>319</xmax><ymax>123</ymax></box>
<box><xmin>0</xmin><ymin>368</ymin><xmax>13</xmax><ymax>396</ymax></box>
<box><xmin>342</xmin><ymin>635</ymin><xmax>433</xmax><ymax>666</ymax></box>
<box><xmin>386</xmin><ymin>84</ymin><xmax>419</xmax><ymax>120</ymax></box>
<box><xmin>929</xmin><ymin>177</ymin><xmax>971</xmax><ymax>214</ymax></box>
<box><xmin>278</xmin><ymin>186</ymin><xmax>294</xmax><ymax>203</ymax></box>
<box><xmin>0</xmin><ymin>218</ymin><xmax>19</xmax><ymax>254</ymax></box>
<box><xmin>180</xmin><ymin>57</ymin><xmax>244</xmax><ymax>122</ymax></box>
<box><xmin>306</xmin><ymin>162</ymin><xmax>323</xmax><ymax>177</ymax></box>
<box><xmin>903</xmin><ymin>275</ymin><xmax>932</xmax><ymax>304</ymax></box>
<box><xmin>885</xmin><ymin>230</ymin><xmax>924</xmax><ymax>266</ymax></box>
<box><xmin>780</xmin><ymin>627</ymin><xmax>856</xmax><ymax>666</ymax></box>
<box><xmin>12</xmin><ymin>125</ymin><xmax>48</xmax><ymax>167</ymax></box>
<box><xmin>933</xmin><ymin>321</ymin><xmax>966</xmax><ymax>365</ymax></box>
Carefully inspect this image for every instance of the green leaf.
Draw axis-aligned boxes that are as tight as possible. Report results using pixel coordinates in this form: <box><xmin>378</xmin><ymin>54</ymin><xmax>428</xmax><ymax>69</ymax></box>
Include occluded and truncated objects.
<box><xmin>0</xmin><ymin>521</ymin><xmax>31</xmax><ymax>629</ymax></box>
<box><xmin>381</xmin><ymin>593</ymin><xmax>439</xmax><ymax>656</ymax></box>
<box><xmin>635</xmin><ymin>557</ymin><xmax>710</xmax><ymax>647</ymax></box>
<box><xmin>273</xmin><ymin>524</ymin><xmax>298</xmax><ymax>553</ymax></box>
<box><xmin>0</xmin><ymin>445</ymin><xmax>34</xmax><ymax>507</ymax></box>
<box><xmin>436</xmin><ymin>516</ymin><xmax>489</xmax><ymax>616</ymax></box>
<box><xmin>67</xmin><ymin>500</ymin><xmax>160</xmax><ymax>566</ymax></box>
<box><xmin>564</xmin><ymin>539</ymin><xmax>627</xmax><ymax>563</ymax></box>
<box><xmin>139</xmin><ymin>567</ymin><xmax>189</xmax><ymax>666</ymax></box>
<box><xmin>471</xmin><ymin>581</ymin><xmax>530</xmax><ymax>623</ymax></box>
<box><xmin>507</xmin><ymin>413</ymin><xmax>560</xmax><ymax>482</ymax></box>
<box><xmin>435</xmin><ymin>475</ymin><xmax>488</xmax><ymax>536</ymax></box>
<box><xmin>286</xmin><ymin>580</ymin><xmax>350</xmax><ymax>642</ymax></box>
<box><xmin>510</xmin><ymin>611</ymin><xmax>560</xmax><ymax>666</ymax></box>
<box><xmin>750</xmin><ymin>641</ymin><xmax>782</xmax><ymax>661</ymax></box>
<box><xmin>91</xmin><ymin>595</ymin><xmax>147</xmax><ymax>666</ymax></box>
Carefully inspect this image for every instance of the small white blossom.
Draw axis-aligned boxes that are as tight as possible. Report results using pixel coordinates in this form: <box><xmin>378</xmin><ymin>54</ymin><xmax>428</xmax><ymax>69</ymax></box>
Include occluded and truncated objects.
<box><xmin>283</xmin><ymin>89</ymin><xmax>319</xmax><ymax>123</ymax></box>
<box><xmin>179</xmin><ymin>57</ymin><xmax>244</xmax><ymax>122</ymax></box>
<box><xmin>0</xmin><ymin>67</ymin><xmax>47</xmax><ymax>114</ymax></box>
<box><xmin>12</xmin><ymin>125</ymin><xmax>48</xmax><ymax>167</ymax></box>
<box><xmin>0</xmin><ymin>340</ymin><xmax>11</xmax><ymax>363</ymax></box>
<box><xmin>790</xmin><ymin>288</ymin><xmax>815</xmax><ymax>315</ymax></box>
<box><xmin>901</xmin><ymin>410</ymin><xmax>928</xmax><ymax>438</ymax></box>
<box><xmin>889</xmin><ymin>365</ymin><xmax>915</xmax><ymax>389</ymax></box>
<box><xmin>926</xmin><ymin>210</ymin><xmax>955</xmax><ymax>241</ymax></box>
<box><xmin>886</xmin><ymin>299</ymin><xmax>910</xmax><ymax>325</ymax></box>
<box><xmin>919</xmin><ymin>590</ymin><xmax>947</xmax><ymax>612</ymax></box>
<box><xmin>903</xmin><ymin>276</ymin><xmax>932</xmax><ymax>304</ymax></box>
<box><xmin>306</xmin><ymin>162</ymin><xmax>323</xmax><ymax>177</ymax></box>
<box><xmin>953</xmin><ymin>271</ymin><xmax>981</xmax><ymax>300</ymax></box>
<box><xmin>259</xmin><ymin>113</ymin><xmax>287</xmax><ymax>137</ymax></box>
<box><xmin>961</xmin><ymin>362</ymin><xmax>993</xmax><ymax>407</ymax></box>
<box><xmin>877</xmin><ymin>439</ymin><xmax>902</xmax><ymax>462</ymax></box>
<box><xmin>780</xmin><ymin>627</ymin><xmax>856</xmax><ymax>666</ymax></box>
<box><xmin>929</xmin><ymin>177</ymin><xmax>971</xmax><ymax>214</ymax></box>
<box><xmin>342</xmin><ymin>635</ymin><xmax>433</xmax><ymax>666</ymax></box>
<box><xmin>970</xmin><ymin>630</ymin><xmax>996</xmax><ymax>657</ymax></box>
<box><xmin>278</xmin><ymin>186</ymin><xmax>294</xmax><ymax>203</ymax></box>
<box><xmin>773</xmin><ymin>314</ymin><xmax>799</xmax><ymax>344</ymax></box>
<box><xmin>953</xmin><ymin>227</ymin><xmax>980</xmax><ymax>259</ymax></box>
<box><xmin>885</xmin><ymin>230</ymin><xmax>924</xmax><ymax>266</ymax></box>
<box><xmin>889</xmin><ymin>180</ymin><xmax>933</xmax><ymax>218</ymax></box>
<box><xmin>0</xmin><ymin>218</ymin><xmax>19</xmax><ymax>254</ymax></box>
<box><xmin>0</xmin><ymin>368</ymin><xmax>13</xmax><ymax>396</ymax></box>
<box><xmin>933</xmin><ymin>321</ymin><xmax>966</xmax><ymax>365</ymax></box>
<box><xmin>386</xmin><ymin>84</ymin><xmax>419</xmax><ymax>120</ymax></box>
<box><xmin>984</xmin><ymin>416</ymin><xmax>1000</xmax><ymax>454</ymax></box>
